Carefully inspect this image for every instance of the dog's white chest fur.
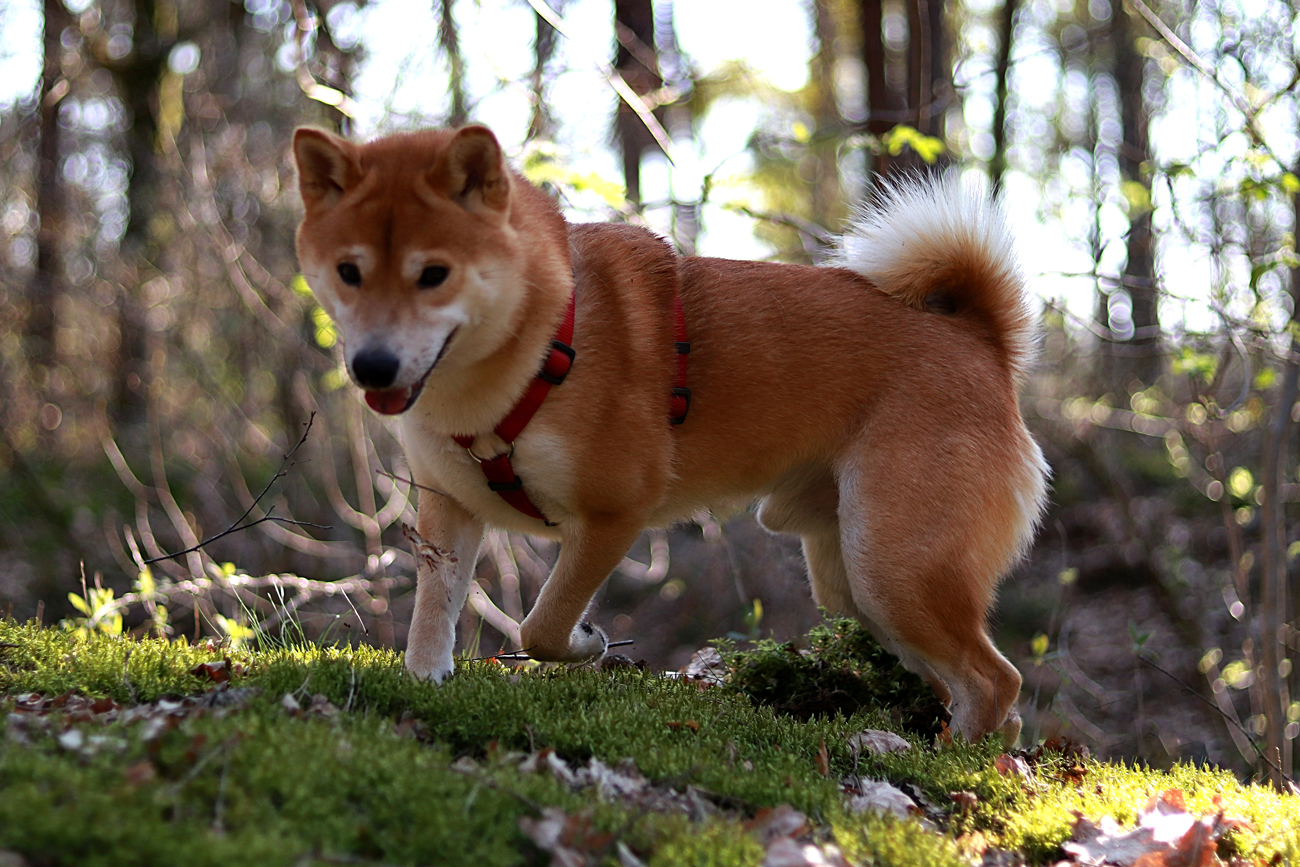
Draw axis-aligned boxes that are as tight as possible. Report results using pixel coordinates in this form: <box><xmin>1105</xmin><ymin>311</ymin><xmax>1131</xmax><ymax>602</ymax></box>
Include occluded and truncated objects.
<box><xmin>399</xmin><ymin>413</ymin><xmax>573</xmax><ymax>535</ymax></box>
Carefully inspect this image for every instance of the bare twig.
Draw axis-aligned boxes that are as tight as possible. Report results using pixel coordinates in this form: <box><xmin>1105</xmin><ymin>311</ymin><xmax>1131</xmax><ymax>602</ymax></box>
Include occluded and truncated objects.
<box><xmin>520</xmin><ymin>0</ymin><xmax>677</xmax><ymax>165</ymax></box>
<box><xmin>144</xmin><ymin>417</ymin><xmax>329</xmax><ymax>564</ymax></box>
<box><xmin>1138</xmin><ymin>655</ymin><xmax>1292</xmax><ymax>784</ymax></box>
<box><xmin>1126</xmin><ymin>0</ymin><xmax>1285</xmax><ymax>167</ymax></box>
<box><xmin>103</xmin><ymin>568</ymin><xmax>410</xmax><ymax>620</ymax></box>
<box><xmin>483</xmin><ymin>640</ymin><xmax>635</xmax><ymax>662</ymax></box>
<box><xmin>466</xmin><ymin>580</ymin><xmax>522</xmax><ymax>648</ymax></box>
<box><xmin>377</xmin><ymin>470</ymin><xmax>454</xmax><ymax>500</ymax></box>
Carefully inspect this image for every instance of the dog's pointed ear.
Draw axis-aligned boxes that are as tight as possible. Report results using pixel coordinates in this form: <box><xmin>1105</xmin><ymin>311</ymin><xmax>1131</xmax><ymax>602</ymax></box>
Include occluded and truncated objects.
<box><xmin>293</xmin><ymin>127</ymin><xmax>361</xmax><ymax>209</ymax></box>
<box><xmin>431</xmin><ymin>126</ymin><xmax>510</xmax><ymax>217</ymax></box>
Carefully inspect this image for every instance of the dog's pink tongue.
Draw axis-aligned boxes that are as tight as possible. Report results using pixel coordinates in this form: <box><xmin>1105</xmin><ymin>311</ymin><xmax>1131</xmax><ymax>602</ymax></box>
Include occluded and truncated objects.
<box><xmin>364</xmin><ymin>389</ymin><xmax>412</xmax><ymax>415</ymax></box>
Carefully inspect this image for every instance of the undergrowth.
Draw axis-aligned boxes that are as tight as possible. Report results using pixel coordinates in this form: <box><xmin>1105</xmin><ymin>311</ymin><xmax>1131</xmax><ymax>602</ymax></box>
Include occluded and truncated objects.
<box><xmin>715</xmin><ymin>617</ymin><xmax>950</xmax><ymax>735</ymax></box>
<box><xmin>1</xmin><ymin>617</ymin><xmax>1297</xmax><ymax>866</ymax></box>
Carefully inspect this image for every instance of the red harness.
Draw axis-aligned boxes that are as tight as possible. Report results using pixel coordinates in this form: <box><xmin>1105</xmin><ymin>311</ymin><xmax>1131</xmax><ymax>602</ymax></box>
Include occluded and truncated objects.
<box><xmin>453</xmin><ymin>290</ymin><xmax>690</xmax><ymax>525</ymax></box>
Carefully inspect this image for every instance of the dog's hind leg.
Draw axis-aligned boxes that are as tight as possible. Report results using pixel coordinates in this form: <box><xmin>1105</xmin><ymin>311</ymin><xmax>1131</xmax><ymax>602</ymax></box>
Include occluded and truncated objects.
<box><xmin>834</xmin><ymin>443</ymin><xmax>1027</xmax><ymax>742</ymax></box>
<box><xmin>518</xmin><ymin>515</ymin><xmax>645</xmax><ymax>663</ymax></box>
<box><xmin>757</xmin><ymin>468</ymin><xmax>857</xmax><ymax>615</ymax></box>
<box><xmin>405</xmin><ymin>489</ymin><xmax>485</xmax><ymax>683</ymax></box>
<box><xmin>803</xmin><ymin>525</ymin><xmax>955</xmax><ymax>707</ymax></box>
<box><xmin>799</xmin><ymin>528</ymin><xmax>858</xmax><ymax>618</ymax></box>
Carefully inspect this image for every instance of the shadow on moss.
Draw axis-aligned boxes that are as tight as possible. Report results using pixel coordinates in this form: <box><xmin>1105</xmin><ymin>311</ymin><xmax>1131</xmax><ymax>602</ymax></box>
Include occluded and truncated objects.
<box><xmin>715</xmin><ymin>616</ymin><xmax>950</xmax><ymax>736</ymax></box>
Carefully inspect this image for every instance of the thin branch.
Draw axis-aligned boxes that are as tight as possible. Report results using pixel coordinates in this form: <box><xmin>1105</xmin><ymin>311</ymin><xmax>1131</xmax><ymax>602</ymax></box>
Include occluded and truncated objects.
<box><xmin>377</xmin><ymin>471</ymin><xmax>454</xmax><ymax>500</ymax></box>
<box><xmin>483</xmin><ymin>640</ymin><xmax>635</xmax><ymax>662</ymax></box>
<box><xmin>1138</xmin><ymin>655</ymin><xmax>1293</xmax><ymax>785</ymax></box>
<box><xmin>1126</xmin><ymin>0</ymin><xmax>1285</xmax><ymax>167</ymax></box>
<box><xmin>145</xmin><ymin>513</ymin><xmax>332</xmax><ymax>565</ymax></box>
<box><xmin>105</xmin><ymin>568</ymin><xmax>410</xmax><ymax>619</ymax></box>
<box><xmin>144</xmin><ymin>416</ymin><xmax>328</xmax><ymax>564</ymax></box>
<box><xmin>520</xmin><ymin>0</ymin><xmax>677</xmax><ymax>165</ymax></box>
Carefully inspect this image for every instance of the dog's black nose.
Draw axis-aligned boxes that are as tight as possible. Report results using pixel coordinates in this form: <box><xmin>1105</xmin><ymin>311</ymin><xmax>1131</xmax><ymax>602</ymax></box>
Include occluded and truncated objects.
<box><xmin>351</xmin><ymin>347</ymin><xmax>401</xmax><ymax>389</ymax></box>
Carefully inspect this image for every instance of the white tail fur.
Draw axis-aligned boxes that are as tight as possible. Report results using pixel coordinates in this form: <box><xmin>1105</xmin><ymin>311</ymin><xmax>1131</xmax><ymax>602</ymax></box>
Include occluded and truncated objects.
<box><xmin>835</xmin><ymin>175</ymin><xmax>1037</xmax><ymax>384</ymax></box>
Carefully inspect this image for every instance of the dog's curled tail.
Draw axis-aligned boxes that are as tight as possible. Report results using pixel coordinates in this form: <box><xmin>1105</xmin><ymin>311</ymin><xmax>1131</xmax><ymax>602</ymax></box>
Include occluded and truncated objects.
<box><xmin>836</xmin><ymin>176</ymin><xmax>1035</xmax><ymax>384</ymax></box>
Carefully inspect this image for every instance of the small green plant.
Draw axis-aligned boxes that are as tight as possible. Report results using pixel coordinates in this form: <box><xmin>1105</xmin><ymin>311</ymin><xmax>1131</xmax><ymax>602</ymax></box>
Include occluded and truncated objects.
<box><xmin>63</xmin><ymin>584</ymin><xmax>122</xmax><ymax>639</ymax></box>
<box><xmin>715</xmin><ymin>615</ymin><xmax>948</xmax><ymax>734</ymax></box>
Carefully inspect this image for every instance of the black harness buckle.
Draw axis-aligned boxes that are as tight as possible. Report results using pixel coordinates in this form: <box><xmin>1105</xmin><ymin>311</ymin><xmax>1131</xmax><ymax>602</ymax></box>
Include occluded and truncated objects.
<box><xmin>669</xmin><ymin>386</ymin><xmax>691</xmax><ymax>425</ymax></box>
<box><xmin>538</xmin><ymin>339</ymin><xmax>576</xmax><ymax>385</ymax></box>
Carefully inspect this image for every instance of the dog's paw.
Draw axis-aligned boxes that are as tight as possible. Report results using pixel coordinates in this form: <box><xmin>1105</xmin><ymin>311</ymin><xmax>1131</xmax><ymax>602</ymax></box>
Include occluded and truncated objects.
<box><xmin>997</xmin><ymin>708</ymin><xmax>1023</xmax><ymax>747</ymax></box>
<box><xmin>405</xmin><ymin>648</ymin><xmax>455</xmax><ymax>685</ymax></box>
<box><xmin>570</xmin><ymin>620</ymin><xmax>608</xmax><ymax>661</ymax></box>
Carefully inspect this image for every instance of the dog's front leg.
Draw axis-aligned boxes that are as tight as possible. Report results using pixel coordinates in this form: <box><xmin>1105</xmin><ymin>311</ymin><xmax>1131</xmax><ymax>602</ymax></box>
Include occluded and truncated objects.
<box><xmin>404</xmin><ymin>488</ymin><xmax>484</xmax><ymax>682</ymax></box>
<box><xmin>518</xmin><ymin>516</ymin><xmax>643</xmax><ymax>663</ymax></box>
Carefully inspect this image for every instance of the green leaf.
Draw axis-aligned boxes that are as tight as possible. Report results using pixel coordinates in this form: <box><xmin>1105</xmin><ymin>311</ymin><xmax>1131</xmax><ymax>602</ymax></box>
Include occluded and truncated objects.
<box><xmin>1120</xmin><ymin>180</ymin><xmax>1151</xmax><ymax>215</ymax></box>
<box><xmin>882</xmin><ymin>125</ymin><xmax>945</xmax><ymax>164</ymax></box>
<box><xmin>311</xmin><ymin>306</ymin><xmax>337</xmax><ymax>349</ymax></box>
<box><xmin>1229</xmin><ymin>466</ymin><xmax>1254</xmax><ymax>499</ymax></box>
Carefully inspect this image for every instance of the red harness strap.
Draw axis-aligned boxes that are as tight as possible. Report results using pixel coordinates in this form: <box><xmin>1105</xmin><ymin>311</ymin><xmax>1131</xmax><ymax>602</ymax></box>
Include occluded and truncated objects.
<box><xmin>670</xmin><ymin>292</ymin><xmax>691</xmax><ymax>424</ymax></box>
<box><xmin>454</xmin><ymin>289</ymin><xmax>689</xmax><ymax>525</ymax></box>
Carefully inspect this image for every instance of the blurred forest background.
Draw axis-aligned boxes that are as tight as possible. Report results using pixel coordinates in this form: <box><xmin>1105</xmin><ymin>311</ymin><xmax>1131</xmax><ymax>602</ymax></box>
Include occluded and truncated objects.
<box><xmin>0</xmin><ymin>0</ymin><xmax>1298</xmax><ymax>787</ymax></box>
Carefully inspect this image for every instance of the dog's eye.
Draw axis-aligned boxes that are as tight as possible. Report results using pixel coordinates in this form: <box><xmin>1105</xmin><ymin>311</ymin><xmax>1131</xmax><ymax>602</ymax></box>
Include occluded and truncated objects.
<box><xmin>418</xmin><ymin>265</ymin><xmax>449</xmax><ymax>288</ymax></box>
<box><xmin>337</xmin><ymin>263</ymin><xmax>362</xmax><ymax>286</ymax></box>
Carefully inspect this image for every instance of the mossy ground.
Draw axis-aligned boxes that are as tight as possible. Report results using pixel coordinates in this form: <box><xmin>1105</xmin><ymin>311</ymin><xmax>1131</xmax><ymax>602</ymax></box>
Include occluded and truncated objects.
<box><xmin>1</xmin><ymin>618</ymin><xmax>1296</xmax><ymax>866</ymax></box>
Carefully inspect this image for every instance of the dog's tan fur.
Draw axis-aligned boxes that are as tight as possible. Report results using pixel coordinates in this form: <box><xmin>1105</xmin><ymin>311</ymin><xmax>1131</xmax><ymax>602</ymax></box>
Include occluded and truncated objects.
<box><xmin>293</xmin><ymin>124</ymin><xmax>1048</xmax><ymax>741</ymax></box>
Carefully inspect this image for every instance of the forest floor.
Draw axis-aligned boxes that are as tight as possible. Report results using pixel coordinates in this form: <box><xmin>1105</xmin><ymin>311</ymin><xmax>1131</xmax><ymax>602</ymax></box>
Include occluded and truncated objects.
<box><xmin>0</xmin><ymin>618</ymin><xmax>1297</xmax><ymax>867</ymax></box>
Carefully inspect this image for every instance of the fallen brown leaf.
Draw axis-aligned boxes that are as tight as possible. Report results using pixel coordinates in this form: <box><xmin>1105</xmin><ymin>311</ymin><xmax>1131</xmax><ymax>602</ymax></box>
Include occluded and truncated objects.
<box><xmin>123</xmin><ymin>760</ymin><xmax>157</xmax><ymax>787</ymax></box>
<box><xmin>189</xmin><ymin>661</ymin><xmax>231</xmax><ymax>684</ymax></box>
<box><xmin>815</xmin><ymin>739</ymin><xmax>829</xmax><ymax>778</ymax></box>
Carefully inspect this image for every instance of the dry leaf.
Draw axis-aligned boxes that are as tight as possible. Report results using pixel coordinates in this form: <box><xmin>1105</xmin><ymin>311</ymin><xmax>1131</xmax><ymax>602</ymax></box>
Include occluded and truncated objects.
<box><xmin>307</xmin><ymin>694</ymin><xmax>339</xmax><ymax>718</ymax></box>
<box><xmin>123</xmin><ymin>760</ymin><xmax>157</xmax><ymax>787</ymax></box>
<box><xmin>762</xmin><ymin>838</ymin><xmax>848</xmax><ymax>867</ymax></box>
<box><xmin>845</xmin><ymin>780</ymin><xmax>916</xmax><ymax>819</ymax></box>
<box><xmin>189</xmin><ymin>661</ymin><xmax>231</xmax><ymax>684</ymax></box>
<box><xmin>1063</xmin><ymin>795</ymin><xmax>1250</xmax><ymax>867</ymax></box>
<box><xmin>746</xmin><ymin>805</ymin><xmax>809</xmax><ymax>845</ymax></box>
<box><xmin>587</xmin><ymin>757</ymin><xmax>648</xmax><ymax>801</ymax></box>
<box><xmin>950</xmin><ymin>790</ymin><xmax>979</xmax><ymax>812</ymax></box>
<box><xmin>993</xmin><ymin>754</ymin><xmax>1031</xmax><ymax>779</ymax></box>
<box><xmin>815</xmin><ymin>739</ymin><xmax>830</xmax><ymax>778</ymax></box>
<box><xmin>519</xmin><ymin>807</ymin><xmax>611</xmax><ymax>867</ymax></box>
<box><xmin>847</xmin><ymin>729</ymin><xmax>911</xmax><ymax>758</ymax></box>
<box><xmin>679</xmin><ymin>647</ymin><xmax>728</xmax><ymax>685</ymax></box>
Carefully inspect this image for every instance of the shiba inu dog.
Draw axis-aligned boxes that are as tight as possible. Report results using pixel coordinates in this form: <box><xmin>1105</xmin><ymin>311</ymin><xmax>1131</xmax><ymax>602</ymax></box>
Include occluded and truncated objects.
<box><xmin>292</xmin><ymin>124</ymin><xmax>1048</xmax><ymax>741</ymax></box>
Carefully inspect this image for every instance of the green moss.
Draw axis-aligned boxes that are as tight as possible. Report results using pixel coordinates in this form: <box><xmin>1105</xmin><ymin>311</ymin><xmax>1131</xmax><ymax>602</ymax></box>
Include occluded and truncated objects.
<box><xmin>716</xmin><ymin>617</ymin><xmax>948</xmax><ymax>735</ymax></box>
<box><xmin>645</xmin><ymin>819</ymin><xmax>764</xmax><ymax>867</ymax></box>
<box><xmin>835</xmin><ymin>813</ymin><xmax>968</xmax><ymax>867</ymax></box>
<box><xmin>993</xmin><ymin>757</ymin><xmax>1300</xmax><ymax>863</ymax></box>
<box><xmin>2</xmin><ymin>618</ymin><xmax>1297</xmax><ymax>867</ymax></box>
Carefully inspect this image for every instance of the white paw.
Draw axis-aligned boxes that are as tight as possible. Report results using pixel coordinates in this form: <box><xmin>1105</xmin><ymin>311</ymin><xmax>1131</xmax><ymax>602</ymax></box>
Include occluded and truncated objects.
<box><xmin>569</xmin><ymin>620</ymin><xmax>608</xmax><ymax>662</ymax></box>
<box><xmin>405</xmin><ymin>648</ymin><xmax>455</xmax><ymax>684</ymax></box>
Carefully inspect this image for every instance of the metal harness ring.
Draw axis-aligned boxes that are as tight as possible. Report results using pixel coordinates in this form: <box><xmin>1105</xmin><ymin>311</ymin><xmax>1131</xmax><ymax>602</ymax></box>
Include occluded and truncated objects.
<box><xmin>464</xmin><ymin>440</ymin><xmax>515</xmax><ymax>464</ymax></box>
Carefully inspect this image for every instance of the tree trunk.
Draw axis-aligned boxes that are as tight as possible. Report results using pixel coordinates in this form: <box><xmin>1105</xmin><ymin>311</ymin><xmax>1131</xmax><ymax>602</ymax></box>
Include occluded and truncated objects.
<box><xmin>439</xmin><ymin>0</ymin><xmax>467</xmax><ymax>125</ymax></box>
<box><xmin>527</xmin><ymin>1</ymin><xmax>559</xmax><ymax>141</ymax></box>
<box><xmin>27</xmin><ymin>0</ymin><xmax>71</xmax><ymax>372</ymax></box>
<box><xmin>860</xmin><ymin>0</ymin><xmax>893</xmax><ymax>176</ymax></box>
<box><xmin>989</xmin><ymin>0</ymin><xmax>1018</xmax><ymax>192</ymax></box>
<box><xmin>109</xmin><ymin>0</ymin><xmax>171</xmax><ymax>430</ymax></box>
<box><xmin>1258</xmin><ymin>181</ymin><xmax>1300</xmax><ymax>788</ymax></box>
<box><xmin>613</xmin><ymin>0</ymin><xmax>661</xmax><ymax>208</ymax></box>
<box><xmin>807</xmin><ymin>0</ymin><xmax>844</xmax><ymax>236</ymax></box>
<box><xmin>1109</xmin><ymin>2</ymin><xmax>1159</xmax><ymax>386</ymax></box>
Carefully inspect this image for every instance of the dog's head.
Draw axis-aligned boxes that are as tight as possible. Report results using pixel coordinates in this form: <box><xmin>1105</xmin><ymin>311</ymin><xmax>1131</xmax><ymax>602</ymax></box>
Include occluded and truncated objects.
<box><xmin>292</xmin><ymin>125</ymin><xmax>535</xmax><ymax>415</ymax></box>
